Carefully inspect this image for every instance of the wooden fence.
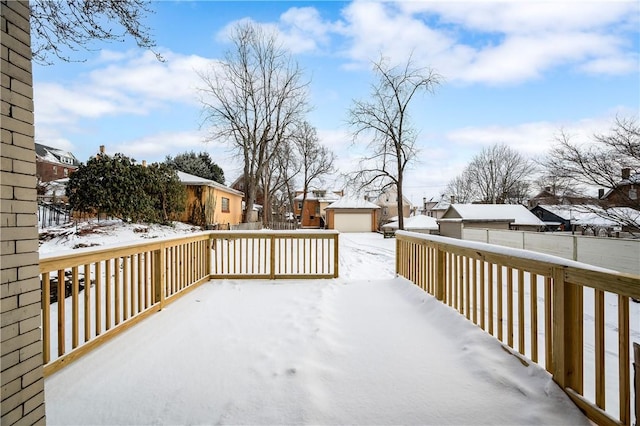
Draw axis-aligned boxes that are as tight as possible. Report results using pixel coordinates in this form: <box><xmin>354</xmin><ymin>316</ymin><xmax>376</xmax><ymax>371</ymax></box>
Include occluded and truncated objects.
<box><xmin>39</xmin><ymin>230</ymin><xmax>339</xmax><ymax>376</ymax></box>
<box><xmin>395</xmin><ymin>230</ymin><xmax>640</xmax><ymax>426</ymax></box>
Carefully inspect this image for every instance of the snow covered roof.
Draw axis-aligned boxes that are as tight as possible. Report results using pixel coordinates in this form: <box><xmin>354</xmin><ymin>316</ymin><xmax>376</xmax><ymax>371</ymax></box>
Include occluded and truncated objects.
<box><xmin>294</xmin><ymin>190</ymin><xmax>342</xmax><ymax>203</ymax></box>
<box><xmin>442</xmin><ymin>204</ymin><xmax>545</xmax><ymax>227</ymax></box>
<box><xmin>538</xmin><ymin>204</ymin><xmax>640</xmax><ymax>227</ymax></box>
<box><xmin>432</xmin><ymin>200</ymin><xmax>451</xmax><ymax>211</ymax></box>
<box><xmin>325</xmin><ymin>197</ymin><xmax>380</xmax><ymax>210</ymax></box>
<box><xmin>382</xmin><ymin>215</ymin><xmax>439</xmax><ymax>230</ymax></box>
<box><xmin>35</xmin><ymin>143</ymin><xmax>80</xmax><ymax>166</ymax></box>
<box><xmin>177</xmin><ymin>171</ymin><xmax>243</xmax><ymax>196</ymax></box>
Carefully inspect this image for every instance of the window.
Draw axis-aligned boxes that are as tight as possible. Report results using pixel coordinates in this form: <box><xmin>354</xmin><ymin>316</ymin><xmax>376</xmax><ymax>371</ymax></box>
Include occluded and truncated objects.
<box><xmin>63</xmin><ymin>168</ymin><xmax>68</xmax><ymax>177</ymax></box>
<box><xmin>297</xmin><ymin>201</ymin><xmax>302</xmax><ymax>210</ymax></box>
<box><xmin>221</xmin><ymin>197</ymin><xmax>230</xmax><ymax>213</ymax></box>
<box><xmin>630</xmin><ymin>188</ymin><xmax>637</xmax><ymax>200</ymax></box>
<box><xmin>52</xmin><ymin>166</ymin><xmax>57</xmax><ymax>175</ymax></box>
<box><xmin>315</xmin><ymin>205</ymin><xmax>320</xmax><ymax>214</ymax></box>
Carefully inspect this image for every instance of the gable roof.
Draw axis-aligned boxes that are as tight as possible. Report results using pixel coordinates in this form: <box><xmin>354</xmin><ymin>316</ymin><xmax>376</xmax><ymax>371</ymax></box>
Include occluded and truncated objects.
<box><xmin>325</xmin><ymin>197</ymin><xmax>380</xmax><ymax>210</ymax></box>
<box><xmin>177</xmin><ymin>171</ymin><xmax>244</xmax><ymax>197</ymax></box>
<box><xmin>35</xmin><ymin>143</ymin><xmax>80</xmax><ymax>166</ymax></box>
<box><xmin>442</xmin><ymin>204</ymin><xmax>545</xmax><ymax>226</ymax></box>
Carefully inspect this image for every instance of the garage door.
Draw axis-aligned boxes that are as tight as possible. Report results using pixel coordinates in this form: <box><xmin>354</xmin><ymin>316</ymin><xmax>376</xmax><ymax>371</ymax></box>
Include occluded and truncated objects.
<box><xmin>334</xmin><ymin>212</ymin><xmax>372</xmax><ymax>233</ymax></box>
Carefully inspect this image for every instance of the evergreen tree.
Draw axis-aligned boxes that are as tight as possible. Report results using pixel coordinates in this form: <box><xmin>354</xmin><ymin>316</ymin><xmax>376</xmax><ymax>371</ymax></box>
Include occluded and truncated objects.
<box><xmin>165</xmin><ymin>151</ymin><xmax>225</xmax><ymax>184</ymax></box>
<box><xmin>67</xmin><ymin>152</ymin><xmax>186</xmax><ymax>224</ymax></box>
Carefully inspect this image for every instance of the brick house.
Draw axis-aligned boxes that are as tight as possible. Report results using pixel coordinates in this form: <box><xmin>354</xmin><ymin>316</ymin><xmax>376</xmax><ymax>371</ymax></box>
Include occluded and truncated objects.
<box><xmin>600</xmin><ymin>168</ymin><xmax>639</xmax><ymax>209</ymax></box>
<box><xmin>35</xmin><ymin>142</ymin><xmax>80</xmax><ymax>182</ymax></box>
<box><xmin>293</xmin><ymin>189</ymin><xmax>343</xmax><ymax>228</ymax></box>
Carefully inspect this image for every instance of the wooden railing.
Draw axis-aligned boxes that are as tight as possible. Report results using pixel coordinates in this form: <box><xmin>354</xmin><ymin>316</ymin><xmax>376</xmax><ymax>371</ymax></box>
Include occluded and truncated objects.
<box><xmin>39</xmin><ymin>230</ymin><xmax>339</xmax><ymax>376</ymax></box>
<box><xmin>210</xmin><ymin>231</ymin><xmax>339</xmax><ymax>279</ymax></box>
<box><xmin>395</xmin><ymin>230</ymin><xmax>640</xmax><ymax>426</ymax></box>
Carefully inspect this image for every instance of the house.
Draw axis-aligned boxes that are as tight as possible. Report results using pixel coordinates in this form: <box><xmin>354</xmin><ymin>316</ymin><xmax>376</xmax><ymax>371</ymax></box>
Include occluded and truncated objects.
<box><xmin>230</xmin><ymin>175</ymin><xmax>264</xmax><ymax>222</ymax></box>
<box><xmin>438</xmin><ymin>204</ymin><xmax>545</xmax><ymax>239</ymax></box>
<box><xmin>599</xmin><ymin>168</ymin><xmax>639</xmax><ymax>209</ymax></box>
<box><xmin>325</xmin><ymin>197</ymin><xmax>380</xmax><ymax>233</ymax></box>
<box><xmin>381</xmin><ymin>215</ymin><xmax>439</xmax><ymax>236</ymax></box>
<box><xmin>35</xmin><ymin>143</ymin><xmax>80</xmax><ymax>183</ymax></box>
<box><xmin>367</xmin><ymin>187</ymin><xmax>413</xmax><ymax>226</ymax></box>
<box><xmin>178</xmin><ymin>171</ymin><xmax>244</xmax><ymax>228</ymax></box>
<box><xmin>532</xmin><ymin>204</ymin><xmax>640</xmax><ymax>235</ymax></box>
<box><xmin>428</xmin><ymin>198</ymin><xmax>451</xmax><ymax>219</ymax></box>
<box><xmin>293</xmin><ymin>189</ymin><xmax>343</xmax><ymax>228</ymax></box>
<box><xmin>528</xmin><ymin>187</ymin><xmax>560</xmax><ymax>208</ymax></box>
<box><xmin>419</xmin><ymin>197</ymin><xmax>438</xmax><ymax>216</ymax></box>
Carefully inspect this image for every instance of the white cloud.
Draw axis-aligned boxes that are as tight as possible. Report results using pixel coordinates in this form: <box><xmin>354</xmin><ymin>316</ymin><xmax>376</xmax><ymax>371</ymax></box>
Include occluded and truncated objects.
<box><xmin>338</xmin><ymin>1</ymin><xmax>639</xmax><ymax>84</ymax></box>
<box><xmin>34</xmin><ymin>50</ymin><xmax>216</xmax><ymax>127</ymax></box>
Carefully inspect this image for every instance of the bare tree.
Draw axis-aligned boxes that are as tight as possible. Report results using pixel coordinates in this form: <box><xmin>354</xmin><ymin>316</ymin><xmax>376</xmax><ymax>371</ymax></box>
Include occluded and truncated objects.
<box><xmin>445</xmin><ymin>169</ymin><xmax>478</xmax><ymax>203</ymax></box>
<box><xmin>347</xmin><ymin>55</ymin><xmax>442</xmax><ymax>230</ymax></box>
<box><xmin>541</xmin><ymin>116</ymin><xmax>640</xmax><ymax>230</ymax></box>
<box><xmin>293</xmin><ymin>121</ymin><xmax>336</xmax><ymax>226</ymax></box>
<box><xmin>30</xmin><ymin>0</ymin><xmax>160</xmax><ymax>64</ymax></box>
<box><xmin>464</xmin><ymin>144</ymin><xmax>535</xmax><ymax>204</ymax></box>
<box><xmin>198</xmin><ymin>22</ymin><xmax>309</xmax><ymax>222</ymax></box>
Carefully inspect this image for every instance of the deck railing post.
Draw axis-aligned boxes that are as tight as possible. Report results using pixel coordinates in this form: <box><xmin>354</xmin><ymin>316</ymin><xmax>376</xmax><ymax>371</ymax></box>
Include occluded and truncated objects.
<box><xmin>435</xmin><ymin>245</ymin><xmax>446</xmax><ymax>301</ymax></box>
<box><xmin>551</xmin><ymin>266</ymin><xmax>583</xmax><ymax>393</ymax></box>
<box><xmin>153</xmin><ymin>244</ymin><xmax>166</xmax><ymax>309</ymax></box>
<box><xmin>333</xmin><ymin>233</ymin><xmax>339</xmax><ymax>278</ymax></box>
<box><xmin>396</xmin><ymin>237</ymin><xmax>401</xmax><ymax>275</ymax></box>
<box><xmin>269</xmin><ymin>234</ymin><xmax>276</xmax><ymax>279</ymax></box>
<box><xmin>206</xmin><ymin>235</ymin><xmax>213</xmax><ymax>278</ymax></box>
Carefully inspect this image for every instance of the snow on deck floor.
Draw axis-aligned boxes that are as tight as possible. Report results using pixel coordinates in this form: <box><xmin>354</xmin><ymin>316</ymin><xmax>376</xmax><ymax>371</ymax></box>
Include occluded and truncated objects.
<box><xmin>44</xmin><ymin>233</ymin><xmax>589</xmax><ymax>425</ymax></box>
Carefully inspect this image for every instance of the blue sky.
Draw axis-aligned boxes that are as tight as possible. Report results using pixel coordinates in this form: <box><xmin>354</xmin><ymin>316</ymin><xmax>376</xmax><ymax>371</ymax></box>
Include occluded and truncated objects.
<box><xmin>32</xmin><ymin>1</ymin><xmax>640</xmax><ymax>205</ymax></box>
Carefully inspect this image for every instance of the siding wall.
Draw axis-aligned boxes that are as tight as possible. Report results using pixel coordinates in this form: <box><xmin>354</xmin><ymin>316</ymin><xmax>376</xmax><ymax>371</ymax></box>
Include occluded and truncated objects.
<box><xmin>0</xmin><ymin>1</ymin><xmax>47</xmax><ymax>424</ymax></box>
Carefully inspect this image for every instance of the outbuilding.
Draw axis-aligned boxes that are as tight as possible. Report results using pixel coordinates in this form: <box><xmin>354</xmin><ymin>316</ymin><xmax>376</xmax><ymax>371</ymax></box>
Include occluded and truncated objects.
<box><xmin>325</xmin><ymin>198</ymin><xmax>380</xmax><ymax>233</ymax></box>
<box><xmin>438</xmin><ymin>204</ymin><xmax>545</xmax><ymax>239</ymax></box>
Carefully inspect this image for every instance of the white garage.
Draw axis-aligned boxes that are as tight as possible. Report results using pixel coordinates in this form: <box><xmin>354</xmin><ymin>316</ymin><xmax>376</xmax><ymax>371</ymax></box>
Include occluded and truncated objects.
<box><xmin>325</xmin><ymin>198</ymin><xmax>380</xmax><ymax>233</ymax></box>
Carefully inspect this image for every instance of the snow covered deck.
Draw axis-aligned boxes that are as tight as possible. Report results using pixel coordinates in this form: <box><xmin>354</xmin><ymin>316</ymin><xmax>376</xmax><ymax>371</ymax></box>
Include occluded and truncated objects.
<box><xmin>44</xmin><ymin>234</ymin><xmax>589</xmax><ymax>425</ymax></box>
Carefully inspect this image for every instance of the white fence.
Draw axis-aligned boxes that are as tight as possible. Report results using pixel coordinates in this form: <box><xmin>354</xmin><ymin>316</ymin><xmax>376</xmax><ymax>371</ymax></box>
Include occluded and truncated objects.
<box><xmin>462</xmin><ymin>229</ymin><xmax>640</xmax><ymax>276</ymax></box>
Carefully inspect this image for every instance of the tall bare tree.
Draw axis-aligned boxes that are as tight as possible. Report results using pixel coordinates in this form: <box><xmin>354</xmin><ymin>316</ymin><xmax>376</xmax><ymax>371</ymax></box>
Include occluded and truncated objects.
<box><xmin>347</xmin><ymin>55</ymin><xmax>441</xmax><ymax>230</ymax></box>
<box><xmin>445</xmin><ymin>169</ymin><xmax>478</xmax><ymax>203</ymax></box>
<box><xmin>293</xmin><ymin>122</ymin><xmax>336</xmax><ymax>225</ymax></box>
<box><xmin>464</xmin><ymin>143</ymin><xmax>535</xmax><ymax>204</ymax></box>
<box><xmin>30</xmin><ymin>0</ymin><xmax>160</xmax><ymax>64</ymax></box>
<box><xmin>541</xmin><ymin>116</ymin><xmax>640</xmax><ymax>229</ymax></box>
<box><xmin>198</xmin><ymin>22</ymin><xmax>309</xmax><ymax>222</ymax></box>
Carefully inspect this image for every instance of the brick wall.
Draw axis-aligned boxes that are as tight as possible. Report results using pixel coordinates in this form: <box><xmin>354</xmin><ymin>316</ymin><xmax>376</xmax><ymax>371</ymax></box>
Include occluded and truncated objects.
<box><xmin>1</xmin><ymin>1</ymin><xmax>47</xmax><ymax>424</ymax></box>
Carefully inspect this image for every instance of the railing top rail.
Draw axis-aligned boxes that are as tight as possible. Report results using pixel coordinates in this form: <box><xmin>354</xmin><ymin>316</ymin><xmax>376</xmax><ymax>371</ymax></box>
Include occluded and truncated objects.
<box><xmin>40</xmin><ymin>229</ymin><xmax>340</xmax><ymax>273</ymax></box>
<box><xmin>209</xmin><ymin>230</ymin><xmax>340</xmax><ymax>238</ymax></box>
<box><xmin>396</xmin><ymin>230</ymin><xmax>640</xmax><ymax>298</ymax></box>
<box><xmin>39</xmin><ymin>231</ymin><xmax>212</xmax><ymax>272</ymax></box>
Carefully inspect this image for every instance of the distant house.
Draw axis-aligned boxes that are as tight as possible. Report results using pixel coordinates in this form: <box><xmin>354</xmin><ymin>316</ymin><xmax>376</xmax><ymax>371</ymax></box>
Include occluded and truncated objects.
<box><xmin>35</xmin><ymin>143</ymin><xmax>80</xmax><ymax>183</ymax></box>
<box><xmin>382</xmin><ymin>215</ymin><xmax>439</xmax><ymax>235</ymax></box>
<box><xmin>367</xmin><ymin>187</ymin><xmax>413</xmax><ymax>226</ymax></box>
<box><xmin>293</xmin><ymin>189</ymin><xmax>343</xmax><ymax>228</ymax></box>
<box><xmin>532</xmin><ymin>203</ymin><xmax>640</xmax><ymax>235</ymax></box>
<box><xmin>600</xmin><ymin>168</ymin><xmax>639</xmax><ymax>209</ymax></box>
<box><xmin>325</xmin><ymin>197</ymin><xmax>380</xmax><ymax>233</ymax></box>
<box><xmin>438</xmin><ymin>204</ymin><xmax>545</xmax><ymax>239</ymax></box>
<box><xmin>428</xmin><ymin>198</ymin><xmax>451</xmax><ymax>219</ymax></box>
<box><xmin>230</xmin><ymin>175</ymin><xmax>264</xmax><ymax>222</ymax></box>
<box><xmin>178</xmin><ymin>171</ymin><xmax>244</xmax><ymax>228</ymax></box>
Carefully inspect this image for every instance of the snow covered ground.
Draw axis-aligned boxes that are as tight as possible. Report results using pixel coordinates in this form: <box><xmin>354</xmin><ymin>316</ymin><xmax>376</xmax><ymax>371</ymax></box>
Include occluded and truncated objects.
<box><xmin>43</xmin><ymin>225</ymin><xmax>590</xmax><ymax>425</ymax></box>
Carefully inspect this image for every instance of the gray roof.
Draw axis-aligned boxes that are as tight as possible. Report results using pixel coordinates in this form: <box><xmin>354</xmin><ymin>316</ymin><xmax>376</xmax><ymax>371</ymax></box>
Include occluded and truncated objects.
<box><xmin>177</xmin><ymin>171</ymin><xmax>244</xmax><ymax>196</ymax></box>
